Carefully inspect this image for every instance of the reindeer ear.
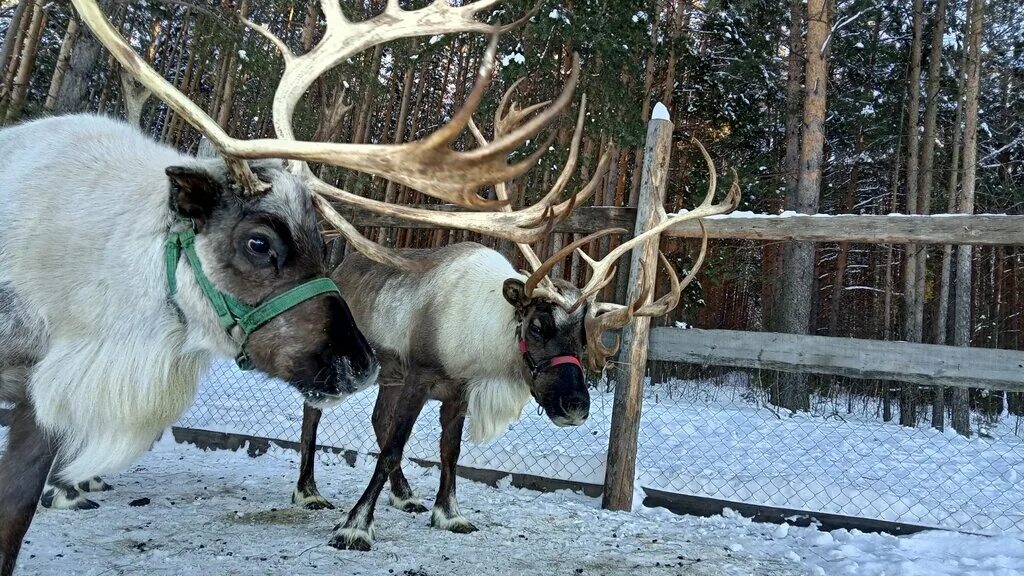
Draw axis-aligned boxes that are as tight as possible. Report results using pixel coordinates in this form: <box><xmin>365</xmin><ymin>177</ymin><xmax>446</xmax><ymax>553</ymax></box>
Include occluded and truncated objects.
<box><xmin>502</xmin><ymin>278</ymin><xmax>531</xmax><ymax>312</ymax></box>
<box><xmin>166</xmin><ymin>165</ymin><xmax>223</xmax><ymax>231</ymax></box>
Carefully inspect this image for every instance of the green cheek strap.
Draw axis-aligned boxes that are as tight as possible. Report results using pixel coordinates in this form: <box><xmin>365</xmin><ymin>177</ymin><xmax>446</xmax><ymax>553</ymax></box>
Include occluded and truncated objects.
<box><xmin>166</xmin><ymin>221</ymin><xmax>340</xmax><ymax>370</ymax></box>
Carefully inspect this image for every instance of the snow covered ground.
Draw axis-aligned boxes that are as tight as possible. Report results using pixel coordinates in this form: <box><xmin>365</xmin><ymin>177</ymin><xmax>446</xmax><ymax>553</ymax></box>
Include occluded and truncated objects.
<box><xmin>8</xmin><ymin>429</ymin><xmax>1024</xmax><ymax>576</ymax></box>
<box><xmin>180</xmin><ymin>362</ymin><xmax>1024</xmax><ymax>535</ymax></box>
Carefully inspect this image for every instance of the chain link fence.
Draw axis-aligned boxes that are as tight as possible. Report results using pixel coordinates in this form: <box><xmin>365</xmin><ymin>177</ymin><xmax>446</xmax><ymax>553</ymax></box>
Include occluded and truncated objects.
<box><xmin>178</xmin><ymin>359</ymin><xmax>1024</xmax><ymax>536</ymax></box>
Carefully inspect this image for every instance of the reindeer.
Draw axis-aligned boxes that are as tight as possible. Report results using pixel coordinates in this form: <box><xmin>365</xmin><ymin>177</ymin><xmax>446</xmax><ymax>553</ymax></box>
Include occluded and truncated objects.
<box><xmin>1</xmin><ymin>0</ymin><xmax>594</xmax><ymax>573</ymax></box>
<box><xmin>291</xmin><ymin>85</ymin><xmax>741</xmax><ymax>551</ymax></box>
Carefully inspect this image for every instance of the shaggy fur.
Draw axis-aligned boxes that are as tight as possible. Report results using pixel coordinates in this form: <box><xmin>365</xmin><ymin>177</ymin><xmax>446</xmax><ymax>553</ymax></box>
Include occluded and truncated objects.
<box><xmin>341</xmin><ymin>244</ymin><xmax>530</xmax><ymax>442</ymax></box>
<box><xmin>0</xmin><ymin>115</ymin><xmax>376</xmax><ymax>486</ymax></box>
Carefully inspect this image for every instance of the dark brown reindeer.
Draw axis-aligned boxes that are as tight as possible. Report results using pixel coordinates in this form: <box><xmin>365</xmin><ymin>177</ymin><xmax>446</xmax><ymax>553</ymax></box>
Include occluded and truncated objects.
<box><xmin>1</xmin><ymin>0</ymin><xmax>592</xmax><ymax>572</ymax></box>
<box><xmin>293</xmin><ymin>86</ymin><xmax>741</xmax><ymax>551</ymax></box>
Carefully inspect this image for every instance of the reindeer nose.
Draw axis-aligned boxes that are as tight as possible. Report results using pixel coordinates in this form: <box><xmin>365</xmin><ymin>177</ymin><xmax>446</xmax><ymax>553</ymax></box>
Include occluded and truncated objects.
<box><xmin>552</xmin><ymin>393</ymin><xmax>590</xmax><ymax>427</ymax></box>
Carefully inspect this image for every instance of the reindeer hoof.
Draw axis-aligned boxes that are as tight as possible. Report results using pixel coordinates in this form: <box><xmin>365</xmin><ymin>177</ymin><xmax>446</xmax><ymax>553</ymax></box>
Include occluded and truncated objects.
<box><xmin>40</xmin><ymin>487</ymin><xmax>101</xmax><ymax>511</ymax></box>
<box><xmin>388</xmin><ymin>493</ymin><xmax>428</xmax><ymax>514</ymax></box>
<box><xmin>430</xmin><ymin>509</ymin><xmax>477</xmax><ymax>534</ymax></box>
<box><xmin>402</xmin><ymin>501</ymin><xmax>429</xmax><ymax>514</ymax></box>
<box><xmin>292</xmin><ymin>488</ymin><xmax>336</xmax><ymax>510</ymax></box>
<box><xmin>304</xmin><ymin>498</ymin><xmax>336</xmax><ymax>511</ymax></box>
<box><xmin>76</xmin><ymin>498</ymin><xmax>101</xmax><ymax>510</ymax></box>
<box><xmin>78</xmin><ymin>477</ymin><xmax>113</xmax><ymax>493</ymax></box>
<box><xmin>448</xmin><ymin>521</ymin><xmax>478</xmax><ymax>534</ymax></box>
<box><xmin>329</xmin><ymin>527</ymin><xmax>374</xmax><ymax>551</ymax></box>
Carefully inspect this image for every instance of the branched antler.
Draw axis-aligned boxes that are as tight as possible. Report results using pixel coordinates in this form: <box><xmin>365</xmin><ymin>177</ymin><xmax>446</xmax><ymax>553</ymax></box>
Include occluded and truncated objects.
<box><xmin>71</xmin><ymin>0</ymin><xmax>587</xmax><ymax>266</ymax></box>
<box><xmin>575</xmin><ymin>138</ymin><xmax>740</xmax><ymax>370</ymax></box>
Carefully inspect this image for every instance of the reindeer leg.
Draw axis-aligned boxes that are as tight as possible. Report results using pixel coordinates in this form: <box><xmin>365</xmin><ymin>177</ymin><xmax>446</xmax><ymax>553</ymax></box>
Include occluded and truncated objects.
<box><xmin>0</xmin><ymin>403</ymin><xmax>57</xmax><ymax>576</ymax></box>
<box><xmin>374</xmin><ymin>386</ymin><xmax>426</xmax><ymax>514</ymax></box>
<box><xmin>431</xmin><ymin>400</ymin><xmax>476</xmax><ymax>533</ymax></box>
<box><xmin>292</xmin><ymin>404</ymin><xmax>335</xmax><ymax>510</ymax></box>
<box><xmin>330</xmin><ymin>374</ymin><xmax>428</xmax><ymax>551</ymax></box>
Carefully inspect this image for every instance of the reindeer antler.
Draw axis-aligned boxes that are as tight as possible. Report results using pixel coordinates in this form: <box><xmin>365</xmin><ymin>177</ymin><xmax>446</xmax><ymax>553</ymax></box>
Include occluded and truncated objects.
<box><xmin>71</xmin><ymin>0</ymin><xmax>587</xmax><ymax>267</ymax></box>
<box><xmin>466</xmin><ymin>79</ymin><xmax>614</xmax><ymax>310</ymax></box>
<box><xmin>577</xmin><ymin>138</ymin><xmax>740</xmax><ymax>371</ymax></box>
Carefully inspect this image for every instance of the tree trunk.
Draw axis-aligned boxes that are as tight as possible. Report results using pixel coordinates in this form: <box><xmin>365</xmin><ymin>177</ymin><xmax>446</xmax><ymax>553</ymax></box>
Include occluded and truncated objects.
<box><xmin>773</xmin><ymin>0</ymin><xmax>829</xmax><ymax>412</ymax></box>
<box><xmin>54</xmin><ymin>0</ymin><xmax>117</xmax><ymax>114</ymax></box>
<box><xmin>952</xmin><ymin>0</ymin><xmax>985</xmax><ymax>438</ymax></box>
<box><xmin>0</xmin><ymin>0</ymin><xmax>32</xmax><ymax>110</ymax></box>
<box><xmin>4</xmin><ymin>0</ymin><xmax>46</xmax><ymax>123</ymax></box>
<box><xmin>913</xmin><ymin>0</ymin><xmax>948</xmax><ymax>352</ymax></box>
<box><xmin>0</xmin><ymin>0</ymin><xmax>31</xmax><ymax>101</ymax></box>
<box><xmin>44</xmin><ymin>16</ymin><xmax>80</xmax><ymax>111</ymax></box>
<box><xmin>898</xmin><ymin>0</ymin><xmax>926</xmax><ymax>428</ymax></box>
<box><xmin>627</xmin><ymin>0</ymin><xmax>663</xmax><ymax>208</ymax></box>
<box><xmin>344</xmin><ymin>42</ymin><xmax>385</xmax><ymax>191</ymax></box>
<box><xmin>216</xmin><ymin>0</ymin><xmax>248</xmax><ymax>130</ymax></box>
<box><xmin>782</xmin><ymin>0</ymin><xmax>803</xmax><ymax>215</ymax></box>
<box><xmin>932</xmin><ymin>0</ymin><xmax>960</xmax><ymax>431</ymax></box>
<box><xmin>770</xmin><ymin>0</ymin><xmax>803</xmax><ymax>333</ymax></box>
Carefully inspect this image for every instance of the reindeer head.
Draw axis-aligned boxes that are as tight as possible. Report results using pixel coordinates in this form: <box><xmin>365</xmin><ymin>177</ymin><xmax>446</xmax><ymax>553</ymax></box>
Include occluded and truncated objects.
<box><xmin>472</xmin><ymin>84</ymin><xmax>741</xmax><ymax>429</ymax></box>
<box><xmin>166</xmin><ymin>157</ymin><xmax>378</xmax><ymax>407</ymax></box>
<box><xmin>502</xmin><ymin>277</ymin><xmax>589</xmax><ymax>426</ymax></box>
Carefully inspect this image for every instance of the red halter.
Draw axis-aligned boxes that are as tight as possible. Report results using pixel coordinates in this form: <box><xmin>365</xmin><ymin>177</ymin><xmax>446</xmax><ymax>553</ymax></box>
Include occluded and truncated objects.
<box><xmin>518</xmin><ymin>339</ymin><xmax>584</xmax><ymax>379</ymax></box>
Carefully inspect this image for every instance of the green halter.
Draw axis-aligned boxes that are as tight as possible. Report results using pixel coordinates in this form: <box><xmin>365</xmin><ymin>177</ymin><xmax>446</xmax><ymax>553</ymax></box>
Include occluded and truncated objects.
<box><xmin>165</xmin><ymin>221</ymin><xmax>340</xmax><ymax>370</ymax></box>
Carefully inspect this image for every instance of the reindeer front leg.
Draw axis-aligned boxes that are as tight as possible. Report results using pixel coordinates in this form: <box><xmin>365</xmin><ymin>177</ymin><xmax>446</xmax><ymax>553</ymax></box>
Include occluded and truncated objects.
<box><xmin>374</xmin><ymin>385</ymin><xmax>427</xmax><ymax>514</ymax></box>
<box><xmin>0</xmin><ymin>403</ymin><xmax>57</xmax><ymax>576</ymax></box>
<box><xmin>330</xmin><ymin>374</ymin><xmax>428</xmax><ymax>551</ymax></box>
<box><xmin>430</xmin><ymin>400</ymin><xmax>476</xmax><ymax>533</ymax></box>
<box><xmin>292</xmin><ymin>404</ymin><xmax>335</xmax><ymax>510</ymax></box>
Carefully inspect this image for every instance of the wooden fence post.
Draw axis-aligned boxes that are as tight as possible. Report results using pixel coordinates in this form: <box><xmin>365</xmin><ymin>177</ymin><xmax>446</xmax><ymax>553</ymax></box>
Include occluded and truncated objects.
<box><xmin>601</xmin><ymin>108</ymin><xmax>674</xmax><ymax>511</ymax></box>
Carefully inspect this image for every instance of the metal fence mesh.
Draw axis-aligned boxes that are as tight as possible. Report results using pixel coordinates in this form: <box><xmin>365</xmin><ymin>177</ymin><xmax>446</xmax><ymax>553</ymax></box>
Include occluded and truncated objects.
<box><xmin>178</xmin><ymin>360</ymin><xmax>1024</xmax><ymax>536</ymax></box>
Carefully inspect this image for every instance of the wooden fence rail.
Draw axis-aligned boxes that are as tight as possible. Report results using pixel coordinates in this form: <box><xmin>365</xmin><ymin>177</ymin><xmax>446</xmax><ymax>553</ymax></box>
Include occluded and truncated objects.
<box><xmin>339</xmin><ymin>206</ymin><xmax>1024</xmax><ymax>246</ymax></box>
<box><xmin>649</xmin><ymin>328</ymin><xmax>1024</xmax><ymax>393</ymax></box>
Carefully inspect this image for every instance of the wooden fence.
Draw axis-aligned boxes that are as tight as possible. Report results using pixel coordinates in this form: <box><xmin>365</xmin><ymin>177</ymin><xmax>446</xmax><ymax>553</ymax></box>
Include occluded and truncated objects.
<box><xmin>340</xmin><ymin>114</ymin><xmax>1024</xmax><ymax>512</ymax></box>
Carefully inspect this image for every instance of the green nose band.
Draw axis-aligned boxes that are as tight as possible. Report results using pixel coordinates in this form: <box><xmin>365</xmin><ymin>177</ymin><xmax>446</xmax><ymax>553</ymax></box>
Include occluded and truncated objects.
<box><xmin>165</xmin><ymin>221</ymin><xmax>340</xmax><ymax>370</ymax></box>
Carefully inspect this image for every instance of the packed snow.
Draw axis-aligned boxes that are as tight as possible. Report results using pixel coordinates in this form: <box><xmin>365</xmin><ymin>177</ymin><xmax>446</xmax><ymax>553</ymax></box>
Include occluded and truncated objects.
<box><xmin>6</xmin><ymin>429</ymin><xmax>1023</xmax><ymax>576</ymax></box>
<box><xmin>179</xmin><ymin>362</ymin><xmax>1024</xmax><ymax>536</ymax></box>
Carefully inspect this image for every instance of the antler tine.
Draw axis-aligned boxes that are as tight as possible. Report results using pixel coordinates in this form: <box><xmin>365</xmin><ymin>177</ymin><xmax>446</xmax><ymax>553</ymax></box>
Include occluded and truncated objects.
<box><xmin>523</xmin><ymin>228</ymin><xmax>627</xmax><ymax>308</ymax></box>
<box><xmin>313</xmin><ymin>195</ymin><xmax>422</xmax><ymax>270</ymax></box>
<box><xmin>569</xmin><ymin>140</ymin><xmax>739</xmax><ymax>312</ymax></box>
<box><xmin>634</xmin><ymin>220</ymin><xmax>708</xmax><ymax>318</ymax></box>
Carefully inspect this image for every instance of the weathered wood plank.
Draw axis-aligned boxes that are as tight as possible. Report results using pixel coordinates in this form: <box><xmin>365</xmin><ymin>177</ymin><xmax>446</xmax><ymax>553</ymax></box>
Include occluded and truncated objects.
<box><xmin>648</xmin><ymin>328</ymin><xmax>1024</xmax><ymax>392</ymax></box>
<box><xmin>339</xmin><ymin>205</ymin><xmax>1024</xmax><ymax>246</ymax></box>
<box><xmin>602</xmin><ymin>115</ymin><xmax>672</xmax><ymax>512</ymax></box>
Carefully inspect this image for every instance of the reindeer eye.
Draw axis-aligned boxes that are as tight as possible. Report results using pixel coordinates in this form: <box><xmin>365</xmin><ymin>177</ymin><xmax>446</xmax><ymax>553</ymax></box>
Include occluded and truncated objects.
<box><xmin>246</xmin><ymin>236</ymin><xmax>271</xmax><ymax>255</ymax></box>
<box><xmin>529</xmin><ymin>319</ymin><xmax>544</xmax><ymax>339</ymax></box>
